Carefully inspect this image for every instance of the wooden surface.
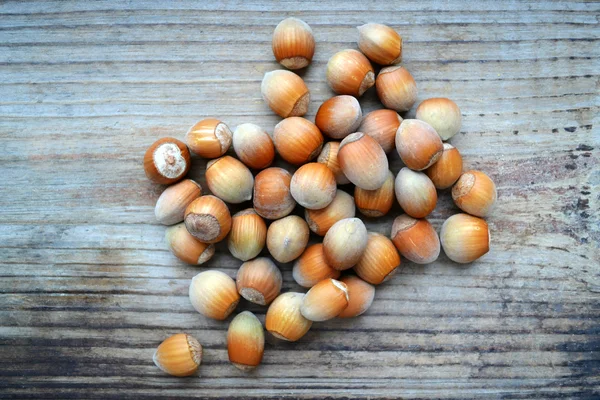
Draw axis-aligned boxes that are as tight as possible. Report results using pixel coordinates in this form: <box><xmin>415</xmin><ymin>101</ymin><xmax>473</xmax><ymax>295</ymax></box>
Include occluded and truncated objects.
<box><xmin>1</xmin><ymin>1</ymin><xmax>599</xmax><ymax>398</ymax></box>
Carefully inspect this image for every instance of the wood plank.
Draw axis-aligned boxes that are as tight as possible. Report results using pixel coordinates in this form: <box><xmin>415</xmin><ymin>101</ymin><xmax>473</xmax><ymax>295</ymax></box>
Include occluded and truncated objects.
<box><xmin>2</xmin><ymin>24</ymin><xmax>600</xmax><ymax>45</ymax></box>
<box><xmin>0</xmin><ymin>0</ymin><xmax>598</xmax><ymax>398</ymax></box>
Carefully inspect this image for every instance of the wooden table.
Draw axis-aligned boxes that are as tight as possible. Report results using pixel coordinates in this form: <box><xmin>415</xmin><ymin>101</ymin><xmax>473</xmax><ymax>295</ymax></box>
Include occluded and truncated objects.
<box><xmin>1</xmin><ymin>1</ymin><xmax>598</xmax><ymax>398</ymax></box>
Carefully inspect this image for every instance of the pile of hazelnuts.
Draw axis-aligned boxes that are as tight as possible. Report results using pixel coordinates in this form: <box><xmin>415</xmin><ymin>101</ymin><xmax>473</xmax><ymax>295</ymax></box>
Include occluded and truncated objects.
<box><xmin>145</xmin><ymin>18</ymin><xmax>498</xmax><ymax>377</ymax></box>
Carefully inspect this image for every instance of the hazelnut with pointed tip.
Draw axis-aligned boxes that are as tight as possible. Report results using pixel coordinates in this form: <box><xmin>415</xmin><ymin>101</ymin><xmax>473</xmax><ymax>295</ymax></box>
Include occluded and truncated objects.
<box><xmin>189</xmin><ymin>270</ymin><xmax>240</xmax><ymax>320</ymax></box>
<box><xmin>227</xmin><ymin>209</ymin><xmax>267</xmax><ymax>261</ymax></box>
<box><xmin>267</xmin><ymin>215</ymin><xmax>310</xmax><ymax>263</ymax></box>
<box><xmin>165</xmin><ymin>223</ymin><xmax>215</xmax><ymax>265</ymax></box>
<box><xmin>232</xmin><ymin>123</ymin><xmax>275</xmax><ymax>170</ymax></box>
<box><xmin>391</xmin><ymin>214</ymin><xmax>440</xmax><ymax>264</ymax></box>
<box><xmin>265</xmin><ymin>292</ymin><xmax>313</xmax><ymax>341</ymax></box>
<box><xmin>357</xmin><ymin>23</ymin><xmax>403</xmax><ymax>65</ymax></box>
<box><xmin>272</xmin><ymin>17</ymin><xmax>315</xmax><ymax>70</ymax></box>
<box><xmin>323</xmin><ymin>217</ymin><xmax>368</xmax><ymax>270</ymax></box>
<box><xmin>376</xmin><ymin>66</ymin><xmax>417</xmax><ymax>112</ymax></box>
<box><xmin>452</xmin><ymin>170</ymin><xmax>497</xmax><ymax>217</ymax></box>
<box><xmin>395</xmin><ymin>167</ymin><xmax>437</xmax><ymax>218</ymax></box>
<box><xmin>395</xmin><ymin>119</ymin><xmax>443</xmax><ymax>171</ymax></box>
<box><xmin>273</xmin><ymin>117</ymin><xmax>324</xmax><ymax>165</ymax></box>
<box><xmin>261</xmin><ymin>70</ymin><xmax>310</xmax><ymax>118</ymax></box>
<box><xmin>338</xmin><ymin>132</ymin><xmax>389</xmax><ymax>190</ymax></box>
<box><xmin>326</xmin><ymin>49</ymin><xmax>375</xmax><ymax>97</ymax></box>
<box><xmin>236</xmin><ymin>257</ymin><xmax>282</xmax><ymax>306</ymax></box>
<box><xmin>185</xmin><ymin>119</ymin><xmax>232</xmax><ymax>159</ymax></box>
<box><xmin>153</xmin><ymin>333</ymin><xmax>202</xmax><ymax>377</ymax></box>
<box><xmin>227</xmin><ymin>311</ymin><xmax>264</xmax><ymax>371</ymax></box>
<box><xmin>315</xmin><ymin>95</ymin><xmax>362</xmax><ymax>139</ymax></box>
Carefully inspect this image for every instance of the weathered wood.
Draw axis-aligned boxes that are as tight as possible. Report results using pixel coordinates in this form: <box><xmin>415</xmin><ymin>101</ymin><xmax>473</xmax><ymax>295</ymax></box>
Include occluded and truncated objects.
<box><xmin>0</xmin><ymin>0</ymin><xmax>598</xmax><ymax>398</ymax></box>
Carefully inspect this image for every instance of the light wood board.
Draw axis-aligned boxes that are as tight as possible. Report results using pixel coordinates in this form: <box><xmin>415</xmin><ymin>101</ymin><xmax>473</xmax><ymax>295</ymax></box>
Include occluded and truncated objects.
<box><xmin>0</xmin><ymin>1</ymin><xmax>599</xmax><ymax>398</ymax></box>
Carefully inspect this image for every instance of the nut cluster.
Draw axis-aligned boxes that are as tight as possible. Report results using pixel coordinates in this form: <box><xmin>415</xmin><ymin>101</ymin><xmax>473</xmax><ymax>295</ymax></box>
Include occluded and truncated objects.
<box><xmin>146</xmin><ymin>18</ymin><xmax>499</xmax><ymax>377</ymax></box>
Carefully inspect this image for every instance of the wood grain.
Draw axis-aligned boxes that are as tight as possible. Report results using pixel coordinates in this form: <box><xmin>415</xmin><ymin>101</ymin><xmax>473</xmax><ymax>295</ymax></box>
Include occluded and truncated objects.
<box><xmin>0</xmin><ymin>1</ymin><xmax>598</xmax><ymax>398</ymax></box>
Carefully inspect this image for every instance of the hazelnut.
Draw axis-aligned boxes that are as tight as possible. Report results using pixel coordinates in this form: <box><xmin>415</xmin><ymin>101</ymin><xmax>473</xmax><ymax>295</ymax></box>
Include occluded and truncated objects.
<box><xmin>206</xmin><ymin>156</ymin><xmax>254</xmax><ymax>204</ymax></box>
<box><xmin>315</xmin><ymin>95</ymin><xmax>362</xmax><ymax>139</ymax></box>
<box><xmin>301</xmin><ymin>278</ymin><xmax>349</xmax><ymax>322</ymax></box>
<box><xmin>143</xmin><ymin>137</ymin><xmax>191</xmax><ymax>184</ymax></box>
<box><xmin>357</xmin><ymin>23</ymin><xmax>403</xmax><ymax>65</ymax></box>
<box><xmin>227</xmin><ymin>311</ymin><xmax>264</xmax><ymax>371</ymax></box>
<box><xmin>305</xmin><ymin>189</ymin><xmax>356</xmax><ymax>236</ymax></box>
<box><xmin>416</xmin><ymin>98</ymin><xmax>462</xmax><ymax>140</ymax></box>
<box><xmin>272</xmin><ymin>17</ymin><xmax>315</xmax><ymax>70</ymax></box>
<box><xmin>425</xmin><ymin>143</ymin><xmax>463</xmax><ymax>189</ymax></box>
<box><xmin>290</xmin><ymin>163</ymin><xmax>337</xmax><ymax>210</ymax></box>
<box><xmin>395</xmin><ymin>119</ymin><xmax>443</xmax><ymax>171</ymax></box>
<box><xmin>184</xmin><ymin>195</ymin><xmax>232</xmax><ymax>243</ymax></box>
<box><xmin>338</xmin><ymin>132</ymin><xmax>389</xmax><ymax>190</ymax></box>
<box><xmin>189</xmin><ymin>270</ymin><xmax>240</xmax><ymax>320</ymax></box>
<box><xmin>317</xmin><ymin>141</ymin><xmax>350</xmax><ymax>185</ymax></box>
<box><xmin>293</xmin><ymin>244</ymin><xmax>341</xmax><ymax>288</ymax></box>
<box><xmin>355</xmin><ymin>232</ymin><xmax>401</xmax><ymax>284</ymax></box>
<box><xmin>265</xmin><ymin>292</ymin><xmax>312</xmax><ymax>341</ymax></box>
<box><xmin>153</xmin><ymin>333</ymin><xmax>202</xmax><ymax>377</ymax></box>
<box><xmin>261</xmin><ymin>70</ymin><xmax>309</xmax><ymax>118</ymax></box>
<box><xmin>185</xmin><ymin>119</ymin><xmax>232</xmax><ymax>159</ymax></box>
<box><xmin>440</xmin><ymin>213</ymin><xmax>490</xmax><ymax>263</ymax></box>
<box><xmin>253</xmin><ymin>167</ymin><xmax>296</xmax><ymax>220</ymax></box>
<box><xmin>266</xmin><ymin>215</ymin><xmax>310</xmax><ymax>263</ymax></box>
<box><xmin>236</xmin><ymin>257</ymin><xmax>282</xmax><ymax>305</ymax></box>
<box><xmin>155</xmin><ymin>179</ymin><xmax>202</xmax><ymax>225</ymax></box>
<box><xmin>323</xmin><ymin>217</ymin><xmax>368</xmax><ymax>270</ymax></box>
<box><xmin>326</xmin><ymin>49</ymin><xmax>375</xmax><ymax>97</ymax></box>
<box><xmin>394</xmin><ymin>167</ymin><xmax>437</xmax><ymax>218</ymax></box>
<box><xmin>452</xmin><ymin>170</ymin><xmax>497</xmax><ymax>217</ymax></box>
<box><xmin>273</xmin><ymin>117</ymin><xmax>324</xmax><ymax>165</ymax></box>
<box><xmin>232</xmin><ymin>123</ymin><xmax>275</xmax><ymax>170</ymax></box>
<box><xmin>391</xmin><ymin>214</ymin><xmax>440</xmax><ymax>264</ymax></box>
<box><xmin>337</xmin><ymin>276</ymin><xmax>376</xmax><ymax>318</ymax></box>
<box><xmin>354</xmin><ymin>170</ymin><xmax>395</xmax><ymax>218</ymax></box>
<box><xmin>375</xmin><ymin>66</ymin><xmax>417</xmax><ymax>112</ymax></box>
<box><xmin>165</xmin><ymin>223</ymin><xmax>215</xmax><ymax>265</ymax></box>
<box><xmin>358</xmin><ymin>109</ymin><xmax>403</xmax><ymax>153</ymax></box>
<box><xmin>227</xmin><ymin>208</ymin><xmax>267</xmax><ymax>262</ymax></box>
